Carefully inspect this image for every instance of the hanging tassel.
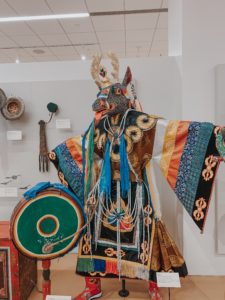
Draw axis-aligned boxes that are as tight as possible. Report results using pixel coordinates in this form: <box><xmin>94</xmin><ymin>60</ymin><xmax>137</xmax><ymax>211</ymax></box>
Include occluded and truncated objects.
<box><xmin>94</xmin><ymin>193</ymin><xmax>103</xmax><ymax>249</ymax></box>
<box><xmin>85</xmin><ymin>122</ymin><xmax>95</xmax><ymax>199</ymax></box>
<box><xmin>82</xmin><ymin>121</ymin><xmax>94</xmax><ymax>203</ymax></box>
<box><xmin>99</xmin><ymin>139</ymin><xmax>111</xmax><ymax>197</ymax></box>
<box><xmin>116</xmin><ymin>181</ymin><xmax>121</xmax><ymax>276</ymax></box>
<box><xmin>136</xmin><ymin>183</ymin><xmax>143</xmax><ymax>259</ymax></box>
<box><xmin>119</xmin><ymin>134</ymin><xmax>130</xmax><ymax>197</ymax></box>
<box><xmin>38</xmin><ymin>120</ymin><xmax>49</xmax><ymax>172</ymax></box>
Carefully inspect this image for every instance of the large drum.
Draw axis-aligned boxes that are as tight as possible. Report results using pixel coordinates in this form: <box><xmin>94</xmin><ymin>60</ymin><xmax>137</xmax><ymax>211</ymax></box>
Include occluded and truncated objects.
<box><xmin>11</xmin><ymin>183</ymin><xmax>85</xmax><ymax>260</ymax></box>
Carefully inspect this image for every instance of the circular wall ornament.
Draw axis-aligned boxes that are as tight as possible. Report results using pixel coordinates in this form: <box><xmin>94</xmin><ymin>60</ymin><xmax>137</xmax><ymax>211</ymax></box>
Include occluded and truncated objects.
<box><xmin>1</xmin><ymin>96</ymin><xmax>25</xmax><ymax>120</ymax></box>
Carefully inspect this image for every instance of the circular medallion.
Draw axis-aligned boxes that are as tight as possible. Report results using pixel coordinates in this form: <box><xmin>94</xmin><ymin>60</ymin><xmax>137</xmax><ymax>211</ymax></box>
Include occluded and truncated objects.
<box><xmin>1</xmin><ymin>97</ymin><xmax>25</xmax><ymax>120</ymax></box>
<box><xmin>36</xmin><ymin>214</ymin><xmax>59</xmax><ymax>238</ymax></box>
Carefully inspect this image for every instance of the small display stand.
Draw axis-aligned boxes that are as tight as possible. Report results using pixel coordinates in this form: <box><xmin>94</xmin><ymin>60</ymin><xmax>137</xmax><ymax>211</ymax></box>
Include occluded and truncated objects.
<box><xmin>118</xmin><ymin>279</ymin><xmax>129</xmax><ymax>297</ymax></box>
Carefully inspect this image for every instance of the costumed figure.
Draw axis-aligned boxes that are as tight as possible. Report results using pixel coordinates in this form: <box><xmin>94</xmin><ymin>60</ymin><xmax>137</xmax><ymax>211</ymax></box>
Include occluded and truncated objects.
<box><xmin>49</xmin><ymin>53</ymin><xmax>225</xmax><ymax>300</ymax></box>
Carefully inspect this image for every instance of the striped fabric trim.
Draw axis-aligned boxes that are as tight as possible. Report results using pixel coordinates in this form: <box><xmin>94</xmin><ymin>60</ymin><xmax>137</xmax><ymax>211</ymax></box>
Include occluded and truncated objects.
<box><xmin>159</xmin><ymin>121</ymin><xmax>179</xmax><ymax>178</ymax></box>
<box><xmin>167</xmin><ymin>121</ymin><xmax>190</xmax><ymax>189</ymax></box>
<box><xmin>152</xmin><ymin>119</ymin><xmax>169</xmax><ymax>165</ymax></box>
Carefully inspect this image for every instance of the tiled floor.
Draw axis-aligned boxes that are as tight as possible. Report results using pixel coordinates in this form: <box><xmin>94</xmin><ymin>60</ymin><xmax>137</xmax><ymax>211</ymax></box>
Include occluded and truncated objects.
<box><xmin>29</xmin><ymin>254</ymin><xmax>225</xmax><ymax>300</ymax></box>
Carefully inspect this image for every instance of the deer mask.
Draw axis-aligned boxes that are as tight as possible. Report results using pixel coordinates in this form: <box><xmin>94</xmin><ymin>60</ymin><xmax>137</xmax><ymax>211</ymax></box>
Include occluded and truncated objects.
<box><xmin>91</xmin><ymin>53</ymin><xmax>132</xmax><ymax>118</ymax></box>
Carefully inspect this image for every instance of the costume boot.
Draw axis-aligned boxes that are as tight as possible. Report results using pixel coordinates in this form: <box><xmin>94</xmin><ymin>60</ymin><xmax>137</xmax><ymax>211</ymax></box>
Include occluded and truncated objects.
<box><xmin>149</xmin><ymin>281</ymin><xmax>162</xmax><ymax>300</ymax></box>
<box><xmin>74</xmin><ymin>277</ymin><xmax>102</xmax><ymax>300</ymax></box>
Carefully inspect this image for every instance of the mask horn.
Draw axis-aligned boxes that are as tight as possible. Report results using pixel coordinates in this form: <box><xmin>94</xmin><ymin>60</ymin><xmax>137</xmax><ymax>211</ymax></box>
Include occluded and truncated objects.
<box><xmin>90</xmin><ymin>55</ymin><xmax>103</xmax><ymax>89</ymax></box>
<box><xmin>108</xmin><ymin>52</ymin><xmax>119</xmax><ymax>82</ymax></box>
<box><xmin>122</xmin><ymin>67</ymin><xmax>132</xmax><ymax>86</ymax></box>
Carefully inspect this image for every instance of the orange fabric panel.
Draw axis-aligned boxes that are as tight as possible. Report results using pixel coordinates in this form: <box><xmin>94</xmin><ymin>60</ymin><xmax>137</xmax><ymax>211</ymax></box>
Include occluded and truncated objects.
<box><xmin>160</xmin><ymin>121</ymin><xmax>179</xmax><ymax>178</ymax></box>
<box><xmin>105</xmin><ymin>260</ymin><xmax>118</xmax><ymax>275</ymax></box>
<box><xmin>167</xmin><ymin>121</ymin><xmax>190</xmax><ymax>189</ymax></box>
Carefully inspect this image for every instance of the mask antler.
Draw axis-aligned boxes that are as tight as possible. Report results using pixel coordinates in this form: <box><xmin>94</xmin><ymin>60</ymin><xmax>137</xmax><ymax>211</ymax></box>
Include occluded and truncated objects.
<box><xmin>90</xmin><ymin>55</ymin><xmax>103</xmax><ymax>89</ymax></box>
<box><xmin>108</xmin><ymin>52</ymin><xmax>119</xmax><ymax>82</ymax></box>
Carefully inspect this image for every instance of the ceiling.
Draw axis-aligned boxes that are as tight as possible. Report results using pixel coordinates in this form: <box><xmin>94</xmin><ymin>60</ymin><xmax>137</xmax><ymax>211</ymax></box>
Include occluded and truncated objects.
<box><xmin>0</xmin><ymin>0</ymin><xmax>168</xmax><ymax>64</ymax></box>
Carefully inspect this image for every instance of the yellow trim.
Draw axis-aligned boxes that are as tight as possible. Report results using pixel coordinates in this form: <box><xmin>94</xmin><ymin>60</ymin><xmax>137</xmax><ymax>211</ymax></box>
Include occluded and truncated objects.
<box><xmin>36</xmin><ymin>214</ymin><xmax>59</xmax><ymax>238</ymax></box>
<box><xmin>146</xmin><ymin>161</ymin><xmax>156</xmax><ymax>212</ymax></box>
<box><xmin>159</xmin><ymin>121</ymin><xmax>179</xmax><ymax>178</ymax></box>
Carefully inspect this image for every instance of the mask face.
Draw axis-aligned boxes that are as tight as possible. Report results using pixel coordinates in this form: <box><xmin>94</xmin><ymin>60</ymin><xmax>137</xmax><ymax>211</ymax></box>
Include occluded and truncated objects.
<box><xmin>92</xmin><ymin>83</ymin><xmax>130</xmax><ymax>116</ymax></box>
<box><xmin>90</xmin><ymin>54</ymin><xmax>132</xmax><ymax>118</ymax></box>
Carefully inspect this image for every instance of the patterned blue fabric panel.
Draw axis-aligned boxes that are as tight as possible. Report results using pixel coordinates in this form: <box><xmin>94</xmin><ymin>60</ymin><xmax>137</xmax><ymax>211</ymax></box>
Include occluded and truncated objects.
<box><xmin>184</xmin><ymin>123</ymin><xmax>214</xmax><ymax>215</ymax></box>
<box><xmin>55</xmin><ymin>142</ymin><xmax>83</xmax><ymax>200</ymax></box>
<box><xmin>175</xmin><ymin>122</ymin><xmax>204</xmax><ymax>215</ymax></box>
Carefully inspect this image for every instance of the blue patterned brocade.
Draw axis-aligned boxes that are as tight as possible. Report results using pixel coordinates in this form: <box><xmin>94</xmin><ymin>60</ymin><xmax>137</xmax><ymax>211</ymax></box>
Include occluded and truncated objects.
<box><xmin>55</xmin><ymin>142</ymin><xmax>83</xmax><ymax>199</ymax></box>
<box><xmin>174</xmin><ymin>122</ymin><xmax>213</xmax><ymax>215</ymax></box>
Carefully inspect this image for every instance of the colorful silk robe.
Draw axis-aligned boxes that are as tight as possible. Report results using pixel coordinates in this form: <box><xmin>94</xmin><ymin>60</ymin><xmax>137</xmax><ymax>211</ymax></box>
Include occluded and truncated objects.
<box><xmin>49</xmin><ymin>111</ymin><xmax>224</xmax><ymax>281</ymax></box>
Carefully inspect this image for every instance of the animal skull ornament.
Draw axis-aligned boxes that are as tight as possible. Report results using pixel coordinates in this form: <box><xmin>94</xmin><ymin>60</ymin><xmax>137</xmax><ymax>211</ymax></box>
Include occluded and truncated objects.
<box><xmin>91</xmin><ymin>53</ymin><xmax>132</xmax><ymax>117</ymax></box>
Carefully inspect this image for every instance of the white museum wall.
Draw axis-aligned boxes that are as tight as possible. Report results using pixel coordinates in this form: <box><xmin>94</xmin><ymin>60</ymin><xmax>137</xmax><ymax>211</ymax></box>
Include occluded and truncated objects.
<box><xmin>0</xmin><ymin>57</ymin><xmax>183</xmax><ymax>249</ymax></box>
<box><xmin>171</xmin><ymin>0</ymin><xmax>225</xmax><ymax>275</ymax></box>
<box><xmin>215</xmin><ymin>65</ymin><xmax>225</xmax><ymax>255</ymax></box>
<box><xmin>168</xmin><ymin>0</ymin><xmax>182</xmax><ymax>57</ymax></box>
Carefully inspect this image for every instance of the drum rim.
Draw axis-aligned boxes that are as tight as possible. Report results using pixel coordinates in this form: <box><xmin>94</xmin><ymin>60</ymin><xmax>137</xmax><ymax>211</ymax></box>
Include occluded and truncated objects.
<box><xmin>10</xmin><ymin>188</ymin><xmax>85</xmax><ymax>260</ymax></box>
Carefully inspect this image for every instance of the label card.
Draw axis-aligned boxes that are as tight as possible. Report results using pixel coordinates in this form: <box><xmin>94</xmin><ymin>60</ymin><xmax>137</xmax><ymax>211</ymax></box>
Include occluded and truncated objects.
<box><xmin>46</xmin><ymin>296</ymin><xmax>71</xmax><ymax>300</ymax></box>
<box><xmin>56</xmin><ymin>119</ymin><xmax>71</xmax><ymax>129</ymax></box>
<box><xmin>156</xmin><ymin>272</ymin><xmax>181</xmax><ymax>288</ymax></box>
<box><xmin>7</xmin><ymin>131</ymin><xmax>22</xmax><ymax>141</ymax></box>
<box><xmin>0</xmin><ymin>187</ymin><xmax>18</xmax><ymax>197</ymax></box>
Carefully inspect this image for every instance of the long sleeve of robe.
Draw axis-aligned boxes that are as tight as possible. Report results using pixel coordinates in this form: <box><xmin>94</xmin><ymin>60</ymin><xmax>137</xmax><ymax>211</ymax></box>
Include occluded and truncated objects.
<box><xmin>152</xmin><ymin>119</ymin><xmax>224</xmax><ymax>231</ymax></box>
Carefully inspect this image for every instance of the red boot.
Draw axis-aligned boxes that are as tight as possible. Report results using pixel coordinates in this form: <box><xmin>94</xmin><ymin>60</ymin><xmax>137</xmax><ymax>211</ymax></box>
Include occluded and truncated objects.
<box><xmin>74</xmin><ymin>277</ymin><xmax>102</xmax><ymax>300</ymax></box>
<box><xmin>149</xmin><ymin>281</ymin><xmax>162</xmax><ymax>300</ymax></box>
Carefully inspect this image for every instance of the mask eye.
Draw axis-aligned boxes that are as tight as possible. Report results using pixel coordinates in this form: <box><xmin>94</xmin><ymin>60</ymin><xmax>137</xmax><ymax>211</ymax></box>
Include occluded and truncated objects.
<box><xmin>122</xmin><ymin>88</ymin><xmax>128</xmax><ymax>97</ymax></box>
<box><xmin>115</xmin><ymin>88</ymin><xmax>121</xmax><ymax>95</ymax></box>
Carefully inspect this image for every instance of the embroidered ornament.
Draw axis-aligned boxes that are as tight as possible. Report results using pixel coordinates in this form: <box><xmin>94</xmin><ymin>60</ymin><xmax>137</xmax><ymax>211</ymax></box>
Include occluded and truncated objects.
<box><xmin>82</xmin><ymin>234</ymin><xmax>91</xmax><ymax>254</ymax></box>
<box><xmin>125</xmin><ymin>125</ymin><xmax>143</xmax><ymax>143</ymax></box>
<box><xmin>105</xmin><ymin>248</ymin><xmax>125</xmax><ymax>258</ymax></box>
<box><xmin>216</xmin><ymin>128</ymin><xmax>225</xmax><ymax>160</ymax></box>
<box><xmin>193</xmin><ymin>197</ymin><xmax>207</xmax><ymax>221</ymax></box>
<box><xmin>136</xmin><ymin>114</ymin><xmax>156</xmax><ymax>131</ymax></box>
<box><xmin>202</xmin><ymin>155</ymin><xmax>217</xmax><ymax>181</ymax></box>
<box><xmin>140</xmin><ymin>241</ymin><xmax>149</xmax><ymax>264</ymax></box>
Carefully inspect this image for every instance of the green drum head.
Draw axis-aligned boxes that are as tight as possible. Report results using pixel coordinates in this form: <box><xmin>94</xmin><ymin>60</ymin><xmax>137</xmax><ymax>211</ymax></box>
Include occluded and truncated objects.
<box><xmin>12</xmin><ymin>192</ymin><xmax>84</xmax><ymax>259</ymax></box>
